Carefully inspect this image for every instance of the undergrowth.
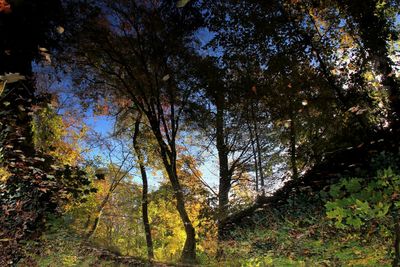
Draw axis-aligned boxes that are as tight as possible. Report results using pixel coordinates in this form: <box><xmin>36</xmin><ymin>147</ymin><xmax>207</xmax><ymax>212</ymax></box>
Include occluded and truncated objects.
<box><xmin>216</xmin><ymin>189</ymin><xmax>393</xmax><ymax>266</ymax></box>
<box><xmin>17</xmin><ymin>218</ymin><xmax>120</xmax><ymax>267</ymax></box>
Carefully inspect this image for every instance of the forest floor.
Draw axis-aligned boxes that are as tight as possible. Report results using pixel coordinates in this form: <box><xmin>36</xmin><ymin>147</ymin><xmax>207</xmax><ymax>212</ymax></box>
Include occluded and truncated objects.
<box><xmin>15</xmin><ymin>209</ymin><xmax>393</xmax><ymax>267</ymax></box>
<box><xmin>16</xmin><ymin>195</ymin><xmax>394</xmax><ymax>265</ymax></box>
<box><xmin>17</xmin><ymin>225</ymin><xmax>174</xmax><ymax>267</ymax></box>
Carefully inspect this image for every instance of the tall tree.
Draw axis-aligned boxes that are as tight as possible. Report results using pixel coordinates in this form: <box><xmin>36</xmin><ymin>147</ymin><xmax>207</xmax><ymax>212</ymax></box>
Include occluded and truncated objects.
<box><xmin>192</xmin><ymin>59</ymin><xmax>255</xmax><ymax>239</ymax></box>
<box><xmin>62</xmin><ymin>0</ymin><xmax>203</xmax><ymax>262</ymax></box>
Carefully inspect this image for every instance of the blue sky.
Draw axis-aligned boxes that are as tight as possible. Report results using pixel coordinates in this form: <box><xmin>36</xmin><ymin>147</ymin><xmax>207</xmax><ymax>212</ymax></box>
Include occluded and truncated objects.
<box><xmin>85</xmin><ymin>113</ymin><xmax>220</xmax><ymax>189</ymax></box>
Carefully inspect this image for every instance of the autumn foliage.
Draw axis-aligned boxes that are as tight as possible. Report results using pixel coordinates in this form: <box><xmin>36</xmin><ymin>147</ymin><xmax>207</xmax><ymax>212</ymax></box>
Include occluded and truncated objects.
<box><xmin>0</xmin><ymin>0</ymin><xmax>11</xmax><ymax>14</ymax></box>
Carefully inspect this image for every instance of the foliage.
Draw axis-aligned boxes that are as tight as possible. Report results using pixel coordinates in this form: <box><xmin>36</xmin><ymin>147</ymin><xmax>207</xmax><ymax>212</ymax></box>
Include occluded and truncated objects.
<box><xmin>325</xmin><ymin>158</ymin><xmax>400</xmax><ymax>264</ymax></box>
<box><xmin>0</xmin><ymin>167</ymin><xmax>10</xmax><ymax>182</ymax></box>
<box><xmin>0</xmin><ymin>153</ymin><xmax>94</xmax><ymax>264</ymax></box>
<box><xmin>66</xmin><ymin>154</ymin><xmax>216</xmax><ymax>264</ymax></box>
<box><xmin>32</xmin><ymin>101</ymin><xmax>87</xmax><ymax>166</ymax></box>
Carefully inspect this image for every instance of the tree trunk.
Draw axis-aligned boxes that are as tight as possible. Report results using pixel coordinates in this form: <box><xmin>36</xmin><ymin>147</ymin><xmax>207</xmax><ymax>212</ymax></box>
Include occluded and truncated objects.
<box><xmin>251</xmin><ymin>101</ymin><xmax>264</xmax><ymax>192</ymax></box>
<box><xmin>289</xmin><ymin>102</ymin><xmax>298</xmax><ymax>180</ymax></box>
<box><xmin>86</xmin><ymin>191</ymin><xmax>111</xmax><ymax>239</ymax></box>
<box><xmin>248</xmin><ymin>121</ymin><xmax>259</xmax><ymax>192</ymax></box>
<box><xmin>139</xmin><ymin>163</ymin><xmax>154</xmax><ymax>260</ymax></box>
<box><xmin>132</xmin><ymin>116</ymin><xmax>154</xmax><ymax>260</ymax></box>
<box><xmin>163</xmin><ymin>154</ymin><xmax>196</xmax><ymax>263</ymax></box>
<box><xmin>215</xmin><ymin>92</ymin><xmax>231</xmax><ymax>240</ymax></box>
<box><xmin>148</xmin><ymin>117</ymin><xmax>196</xmax><ymax>263</ymax></box>
<box><xmin>83</xmin><ymin>214</ymin><xmax>91</xmax><ymax>230</ymax></box>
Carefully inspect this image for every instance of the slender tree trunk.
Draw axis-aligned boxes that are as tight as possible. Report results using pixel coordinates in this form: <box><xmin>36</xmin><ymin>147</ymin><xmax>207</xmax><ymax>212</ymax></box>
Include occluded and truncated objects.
<box><xmin>132</xmin><ymin>118</ymin><xmax>154</xmax><ymax>260</ymax></box>
<box><xmin>87</xmin><ymin>210</ymin><xmax>102</xmax><ymax>239</ymax></box>
<box><xmin>289</xmin><ymin>102</ymin><xmax>298</xmax><ymax>180</ymax></box>
<box><xmin>290</xmin><ymin>120</ymin><xmax>298</xmax><ymax>180</ymax></box>
<box><xmin>139</xmin><ymin>163</ymin><xmax>154</xmax><ymax>260</ymax></box>
<box><xmin>215</xmin><ymin>92</ymin><xmax>231</xmax><ymax>240</ymax></box>
<box><xmin>83</xmin><ymin>214</ymin><xmax>91</xmax><ymax>230</ymax></box>
<box><xmin>251</xmin><ymin>101</ymin><xmax>264</xmax><ymax>192</ymax></box>
<box><xmin>255</xmin><ymin>127</ymin><xmax>264</xmax><ymax>189</ymax></box>
<box><xmin>86</xmin><ymin>191</ymin><xmax>111</xmax><ymax>239</ymax></box>
<box><xmin>248</xmin><ymin>121</ymin><xmax>259</xmax><ymax>192</ymax></box>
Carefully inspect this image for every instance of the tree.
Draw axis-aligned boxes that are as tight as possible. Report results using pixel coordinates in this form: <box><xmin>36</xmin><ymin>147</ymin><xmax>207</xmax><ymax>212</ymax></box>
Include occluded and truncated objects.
<box><xmin>62</xmin><ymin>0</ymin><xmax>203</xmax><ymax>262</ymax></box>
<box><xmin>206</xmin><ymin>0</ymin><xmax>383</xmax><ymax>177</ymax></box>
<box><xmin>191</xmin><ymin>59</ymin><xmax>258</xmax><ymax>239</ymax></box>
<box><xmin>85</xmin><ymin>139</ymin><xmax>135</xmax><ymax>239</ymax></box>
<box><xmin>0</xmin><ymin>0</ymin><xmax>63</xmax><ymax>164</ymax></box>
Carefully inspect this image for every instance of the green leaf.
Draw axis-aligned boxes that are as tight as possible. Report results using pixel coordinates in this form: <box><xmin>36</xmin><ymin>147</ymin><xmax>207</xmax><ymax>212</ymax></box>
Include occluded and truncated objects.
<box><xmin>327</xmin><ymin>207</ymin><xmax>345</xmax><ymax>221</ymax></box>
<box><xmin>325</xmin><ymin>201</ymin><xmax>337</xmax><ymax>211</ymax></box>
<box><xmin>329</xmin><ymin>184</ymin><xmax>342</xmax><ymax>198</ymax></box>
<box><xmin>344</xmin><ymin>178</ymin><xmax>361</xmax><ymax>193</ymax></box>
<box><xmin>355</xmin><ymin>199</ymin><xmax>370</xmax><ymax>214</ymax></box>
<box><xmin>346</xmin><ymin>217</ymin><xmax>362</xmax><ymax>229</ymax></box>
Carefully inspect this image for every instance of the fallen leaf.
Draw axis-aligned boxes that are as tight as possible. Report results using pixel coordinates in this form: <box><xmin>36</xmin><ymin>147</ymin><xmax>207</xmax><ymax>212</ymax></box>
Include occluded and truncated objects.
<box><xmin>177</xmin><ymin>0</ymin><xmax>190</xmax><ymax>8</ymax></box>
<box><xmin>0</xmin><ymin>73</ymin><xmax>25</xmax><ymax>83</ymax></box>
<box><xmin>56</xmin><ymin>26</ymin><xmax>65</xmax><ymax>34</ymax></box>
<box><xmin>162</xmin><ymin>74</ymin><xmax>170</xmax><ymax>81</ymax></box>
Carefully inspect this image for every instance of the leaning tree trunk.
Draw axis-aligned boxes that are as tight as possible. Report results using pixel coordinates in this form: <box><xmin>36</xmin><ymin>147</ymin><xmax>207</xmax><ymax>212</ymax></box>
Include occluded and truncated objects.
<box><xmin>161</xmin><ymin>148</ymin><xmax>196</xmax><ymax>263</ymax></box>
<box><xmin>86</xmin><ymin>190</ymin><xmax>111</xmax><ymax>239</ymax></box>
